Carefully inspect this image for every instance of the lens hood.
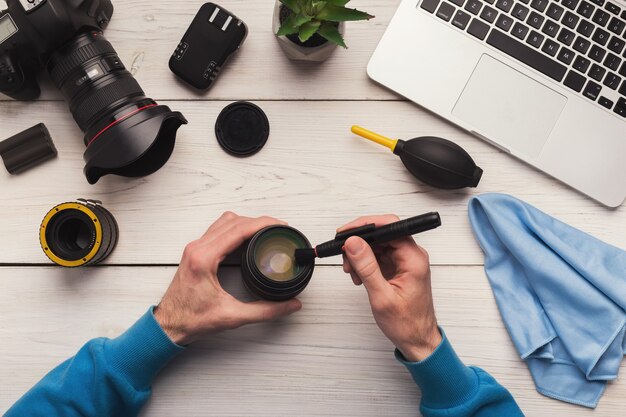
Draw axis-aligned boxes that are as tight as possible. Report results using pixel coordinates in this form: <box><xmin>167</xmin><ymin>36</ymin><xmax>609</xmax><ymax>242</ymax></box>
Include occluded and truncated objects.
<box><xmin>83</xmin><ymin>104</ymin><xmax>187</xmax><ymax>184</ymax></box>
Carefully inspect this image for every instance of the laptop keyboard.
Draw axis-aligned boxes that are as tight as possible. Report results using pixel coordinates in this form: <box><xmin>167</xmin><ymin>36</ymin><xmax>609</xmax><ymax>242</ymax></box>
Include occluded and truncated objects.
<box><xmin>419</xmin><ymin>0</ymin><xmax>626</xmax><ymax>117</ymax></box>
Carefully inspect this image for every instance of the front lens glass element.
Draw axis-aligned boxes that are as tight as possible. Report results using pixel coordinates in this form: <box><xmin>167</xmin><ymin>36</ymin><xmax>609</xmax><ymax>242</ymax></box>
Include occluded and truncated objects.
<box><xmin>253</xmin><ymin>229</ymin><xmax>308</xmax><ymax>282</ymax></box>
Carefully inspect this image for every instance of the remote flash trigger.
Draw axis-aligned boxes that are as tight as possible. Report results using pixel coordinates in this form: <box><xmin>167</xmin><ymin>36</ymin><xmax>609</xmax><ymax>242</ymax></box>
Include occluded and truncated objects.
<box><xmin>169</xmin><ymin>3</ymin><xmax>248</xmax><ymax>90</ymax></box>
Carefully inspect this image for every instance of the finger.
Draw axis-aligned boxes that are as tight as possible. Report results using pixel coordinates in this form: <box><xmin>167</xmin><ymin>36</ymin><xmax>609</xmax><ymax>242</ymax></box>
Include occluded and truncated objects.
<box><xmin>350</xmin><ymin>271</ymin><xmax>363</xmax><ymax>286</ymax></box>
<box><xmin>344</xmin><ymin>236</ymin><xmax>392</xmax><ymax>297</ymax></box>
<box><xmin>236</xmin><ymin>299</ymin><xmax>302</xmax><ymax>325</ymax></box>
<box><xmin>200</xmin><ymin>211</ymin><xmax>241</xmax><ymax>240</ymax></box>
<box><xmin>203</xmin><ymin>216</ymin><xmax>287</xmax><ymax>259</ymax></box>
<box><xmin>342</xmin><ymin>254</ymin><xmax>353</xmax><ymax>273</ymax></box>
<box><xmin>337</xmin><ymin>214</ymin><xmax>401</xmax><ymax>233</ymax></box>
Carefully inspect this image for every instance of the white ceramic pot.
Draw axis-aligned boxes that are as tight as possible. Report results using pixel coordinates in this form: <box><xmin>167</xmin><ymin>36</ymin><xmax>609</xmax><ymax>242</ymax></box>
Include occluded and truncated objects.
<box><xmin>273</xmin><ymin>1</ymin><xmax>345</xmax><ymax>63</ymax></box>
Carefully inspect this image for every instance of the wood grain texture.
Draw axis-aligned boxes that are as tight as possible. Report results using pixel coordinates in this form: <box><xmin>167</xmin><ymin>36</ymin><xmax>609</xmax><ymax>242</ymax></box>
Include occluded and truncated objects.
<box><xmin>0</xmin><ymin>0</ymin><xmax>400</xmax><ymax>102</ymax></box>
<box><xmin>0</xmin><ymin>101</ymin><xmax>623</xmax><ymax>265</ymax></box>
<box><xmin>1</xmin><ymin>266</ymin><xmax>624</xmax><ymax>416</ymax></box>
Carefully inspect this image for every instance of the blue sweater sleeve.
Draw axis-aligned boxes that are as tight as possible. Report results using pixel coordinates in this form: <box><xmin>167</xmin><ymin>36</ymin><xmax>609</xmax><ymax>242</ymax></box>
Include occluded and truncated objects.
<box><xmin>396</xmin><ymin>328</ymin><xmax>524</xmax><ymax>417</ymax></box>
<box><xmin>5</xmin><ymin>307</ymin><xmax>184</xmax><ymax>417</ymax></box>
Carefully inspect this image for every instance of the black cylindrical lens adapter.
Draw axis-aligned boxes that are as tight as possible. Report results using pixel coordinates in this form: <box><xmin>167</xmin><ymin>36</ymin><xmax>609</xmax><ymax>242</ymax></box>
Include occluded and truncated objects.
<box><xmin>40</xmin><ymin>199</ymin><xmax>119</xmax><ymax>267</ymax></box>
<box><xmin>242</xmin><ymin>226</ymin><xmax>315</xmax><ymax>301</ymax></box>
<box><xmin>47</xmin><ymin>32</ymin><xmax>187</xmax><ymax>184</ymax></box>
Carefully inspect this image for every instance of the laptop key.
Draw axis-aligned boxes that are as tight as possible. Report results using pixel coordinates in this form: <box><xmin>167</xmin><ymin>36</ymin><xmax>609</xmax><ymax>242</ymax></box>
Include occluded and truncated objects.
<box><xmin>453</xmin><ymin>10</ymin><xmax>473</xmax><ymax>28</ymax></box>
<box><xmin>604</xmin><ymin>52</ymin><xmax>621</xmax><ymax>70</ymax></box>
<box><xmin>599</xmin><ymin>96</ymin><xmax>614</xmax><ymax>108</ymax></box>
<box><xmin>496</xmin><ymin>14</ymin><xmax>514</xmax><ymax>31</ymax></box>
<box><xmin>465</xmin><ymin>0</ymin><xmax>483</xmax><ymax>15</ymax></box>
<box><xmin>496</xmin><ymin>0</ymin><xmax>513</xmax><ymax>12</ymax></box>
<box><xmin>513</xmin><ymin>22</ymin><xmax>531</xmax><ymax>39</ymax></box>
<box><xmin>615</xmin><ymin>97</ymin><xmax>626</xmax><ymax>117</ymax></box>
<box><xmin>450</xmin><ymin>0</ymin><xmax>466</xmax><ymax>6</ymax></box>
<box><xmin>562</xmin><ymin>0</ymin><xmax>580</xmax><ymax>10</ymax></box>
<box><xmin>577</xmin><ymin>1</ymin><xmax>596</xmax><ymax>19</ymax></box>
<box><xmin>574</xmin><ymin>55</ymin><xmax>592</xmax><ymax>72</ymax></box>
<box><xmin>421</xmin><ymin>0</ymin><xmax>441</xmax><ymax>13</ymax></box>
<box><xmin>562</xmin><ymin>11</ymin><xmax>580</xmax><ymax>28</ymax></box>
<box><xmin>564</xmin><ymin>70</ymin><xmax>587</xmax><ymax>91</ymax></box>
<box><xmin>528</xmin><ymin>30</ymin><xmax>545</xmax><ymax>47</ymax></box>
<box><xmin>528</xmin><ymin>12</ymin><xmax>545</xmax><ymax>29</ymax></box>
<box><xmin>583</xmin><ymin>80</ymin><xmax>602</xmax><ymax>100</ymax></box>
<box><xmin>512</xmin><ymin>3</ymin><xmax>530</xmax><ymax>20</ymax></box>
<box><xmin>542</xmin><ymin>20</ymin><xmax>561</xmax><ymax>37</ymax></box>
<box><xmin>557</xmin><ymin>27</ymin><xmax>576</xmax><ymax>45</ymax></box>
<box><xmin>547</xmin><ymin>4</ymin><xmax>565</xmax><ymax>20</ymax></box>
<box><xmin>589</xmin><ymin>63</ymin><xmax>607</xmax><ymax>80</ymax></box>
<box><xmin>574</xmin><ymin>36</ymin><xmax>592</xmax><ymax>53</ymax></box>
<box><xmin>590</xmin><ymin>0</ymin><xmax>605</xmax><ymax>5</ymax></box>
<box><xmin>589</xmin><ymin>44</ymin><xmax>607</xmax><ymax>61</ymax></box>
<box><xmin>592</xmin><ymin>27</ymin><xmax>610</xmax><ymax>44</ymax></box>
<box><xmin>437</xmin><ymin>2</ymin><xmax>456</xmax><ymax>21</ymax></box>
<box><xmin>608</xmin><ymin>36</ymin><xmax>625</xmax><ymax>54</ymax></box>
<box><xmin>619</xmin><ymin>61</ymin><xmax>626</xmax><ymax>76</ymax></box>
<box><xmin>607</xmin><ymin>17</ymin><xmax>626</xmax><ymax>34</ymax></box>
<box><xmin>576</xmin><ymin>20</ymin><xmax>596</xmax><ymax>37</ymax></box>
<box><xmin>605</xmin><ymin>2</ymin><xmax>620</xmax><ymax>14</ymax></box>
<box><xmin>603</xmin><ymin>72</ymin><xmax>622</xmax><ymax>89</ymax></box>
<box><xmin>620</xmin><ymin>80</ymin><xmax>626</xmax><ymax>94</ymax></box>
<box><xmin>531</xmin><ymin>0</ymin><xmax>549</xmax><ymax>12</ymax></box>
<box><xmin>480</xmin><ymin>5</ymin><xmax>499</xmax><ymax>22</ymax></box>
<box><xmin>558</xmin><ymin>47</ymin><xmax>576</xmax><ymax>63</ymax></box>
<box><xmin>542</xmin><ymin>39</ymin><xmax>561</xmax><ymax>56</ymax></box>
<box><xmin>592</xmin><ymin>9</ymin><xmax>611</xmax><ymax>25</ymax></box>
<box><xmin>468</xmin><ymin>18</ymin><xmax>491</xmax><ymax>39</ymax></box>
<box><xmin>486</xmin><ymin>29</ymin><xmax>568</xmax><ymax>81</ymax></box>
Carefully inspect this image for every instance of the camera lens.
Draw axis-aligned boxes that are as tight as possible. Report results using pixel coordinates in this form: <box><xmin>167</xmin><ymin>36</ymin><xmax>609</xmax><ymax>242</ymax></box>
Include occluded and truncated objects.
<box><xmin>242</xmin><ymin>226</ymin><xmax>315</xmax><ymax>301</ymax></box>
<box><xmin>46</xmin><ymin>32</ymin><xmax>187</xmax><ymax>184</ymax></box>
<box><xmin>40</xmin><ymin>200</ymin><xmax>119</xmax><ymax>267</ymax></box>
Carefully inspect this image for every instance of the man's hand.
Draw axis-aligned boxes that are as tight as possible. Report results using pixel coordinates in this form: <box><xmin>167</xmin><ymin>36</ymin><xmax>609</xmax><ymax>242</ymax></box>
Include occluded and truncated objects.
<box><xmin>340</xmin><ymin>215</ymin><xmax>442</xmax><ymax>362</ymax></box>
<box><xmin>154</xmin><ymin>212</ymin><xmax>302</xmax><ymax>345</ymax></box>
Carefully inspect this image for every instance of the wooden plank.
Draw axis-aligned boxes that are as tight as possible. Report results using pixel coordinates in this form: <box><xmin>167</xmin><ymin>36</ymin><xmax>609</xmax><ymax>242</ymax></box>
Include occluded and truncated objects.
<box><xmin>0</xmin><ymin>0</ymin><xmax>400</xmax><ymax>102</ymax></box>
<box><xmin>0</xmin><ymin>266</ymin><xmax>623</xmax><ymax>416</ymax></box>
<box><xmin>1</xmin><ymin>101</ymin><xmax>623</xmax><ymax>266</ymax></box>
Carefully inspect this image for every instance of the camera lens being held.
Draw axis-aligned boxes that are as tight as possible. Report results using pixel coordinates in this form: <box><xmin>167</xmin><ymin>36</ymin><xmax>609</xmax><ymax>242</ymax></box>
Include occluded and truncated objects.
<box><xmin>40</xmin><ymin>199</ymin><xmax>119</xmax><ymax>267</ymax></box>
<box><xmin>242</xmin><ymin>226</ymin><xmax>315</xmax><ymax>301</ymax></box>
<box><xmin>47</xmin><ymin>32</ymin><xmax>187</xmax><ymax>184</ymax></box>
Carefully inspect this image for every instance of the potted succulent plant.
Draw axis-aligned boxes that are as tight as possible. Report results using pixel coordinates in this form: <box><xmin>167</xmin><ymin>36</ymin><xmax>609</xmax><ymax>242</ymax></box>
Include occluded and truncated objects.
<box><xmin>273</xmin><ymin>0</ymin><xmax>374</xmax><ymax>63</ymax></box>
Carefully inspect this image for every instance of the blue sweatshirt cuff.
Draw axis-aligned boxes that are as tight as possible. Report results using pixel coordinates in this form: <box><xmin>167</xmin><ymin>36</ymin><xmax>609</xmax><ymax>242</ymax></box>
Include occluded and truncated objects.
<box><xmin>395</xmin><ymin>327</ymin><xmax>479</xmax><ymax>409</ymax></box>
<box><xmin>105</xmin><ymin>306</ymin><xmax>185</xmax><ymax>390</ymax></box>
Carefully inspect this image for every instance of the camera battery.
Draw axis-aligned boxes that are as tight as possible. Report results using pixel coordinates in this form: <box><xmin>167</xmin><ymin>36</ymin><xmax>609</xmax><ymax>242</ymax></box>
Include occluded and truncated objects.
<box><xmin>169</xmin><ymin>3</ymin><xmax>247</xmax><ymax>90</ymax></box>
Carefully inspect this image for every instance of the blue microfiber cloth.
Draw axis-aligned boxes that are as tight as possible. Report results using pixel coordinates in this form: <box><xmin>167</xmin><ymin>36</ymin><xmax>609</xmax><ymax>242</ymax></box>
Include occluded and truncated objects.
<box><xmin>468</xmin><ymin>193</ymin><xmax>626</xmax><ymax>408</ymax></box>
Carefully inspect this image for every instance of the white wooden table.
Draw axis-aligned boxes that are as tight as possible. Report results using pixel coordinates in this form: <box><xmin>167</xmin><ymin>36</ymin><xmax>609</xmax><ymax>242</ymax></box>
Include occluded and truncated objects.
<box><xmin>1</xmin><ymin>1</ymin><xmax>625</xmax><ymax>415</ymax></box>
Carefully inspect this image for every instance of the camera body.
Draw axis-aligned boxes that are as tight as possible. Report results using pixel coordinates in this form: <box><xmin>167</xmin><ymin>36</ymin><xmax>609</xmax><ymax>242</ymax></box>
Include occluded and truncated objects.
<box><xmin>0</xmin><ymin>0</ymin><xmax>187</xmax><ymax>184</ymax></box>
<box><xmin>0</xmin><ymin>0</ymin><xmax>113</xmax><ymax>100</ymax></box>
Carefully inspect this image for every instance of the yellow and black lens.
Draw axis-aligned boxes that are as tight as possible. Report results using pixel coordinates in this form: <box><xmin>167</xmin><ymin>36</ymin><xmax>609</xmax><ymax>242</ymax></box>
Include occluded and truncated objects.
<box><xmin>40</xmin><ymin>199</ymin><xmax>119</xmax><ymax>267</ymax></box>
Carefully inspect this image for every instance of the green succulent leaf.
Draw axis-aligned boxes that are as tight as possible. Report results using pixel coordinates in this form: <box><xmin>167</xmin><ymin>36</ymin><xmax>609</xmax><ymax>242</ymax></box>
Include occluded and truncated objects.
<box><xmin>316</xmin><ymin>4</ymin><xmax>374</xmax><ymax>22</ymax></box>
<box><xmin>277</xmin><ymin>14</ymin><xmax>301</xmax><ymax>36</ymax></box>
<box><xmin>318</xmin><ymin>21</ymin><xmax>347</xmax><ymax>48</ymax></box>
<box><xmin>280</xmin><ymin>0</ymin><xmax>302</xmax><ymax>13</ymax></box>
<box><xmin>299</xmin><ymin>20</ymin><xmax>322</xmax><ymax>42</ymax></box>
<box><xmin>324</xmin><ymin>0</ymin><xmax>351</xmax><ymax>6</ymax></box>
<box><xmin>293</xmin><ymin>12</ymin><xmax>315</xmax><ymax>26</ymax></box>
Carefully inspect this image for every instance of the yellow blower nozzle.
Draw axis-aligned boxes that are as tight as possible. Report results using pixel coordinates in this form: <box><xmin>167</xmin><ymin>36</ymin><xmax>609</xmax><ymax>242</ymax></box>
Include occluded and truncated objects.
<box><xmin>351</xmin><ymin>126</ymin><xmax>399</xmax><ymax>153</ymax></box>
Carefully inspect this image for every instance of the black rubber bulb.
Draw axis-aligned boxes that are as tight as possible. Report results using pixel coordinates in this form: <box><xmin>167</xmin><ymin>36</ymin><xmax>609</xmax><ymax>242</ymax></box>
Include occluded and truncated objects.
<box><xmin>352</xmin><ymin>126</ymin><xmax>483</xmax><ymax>190</ymax></box>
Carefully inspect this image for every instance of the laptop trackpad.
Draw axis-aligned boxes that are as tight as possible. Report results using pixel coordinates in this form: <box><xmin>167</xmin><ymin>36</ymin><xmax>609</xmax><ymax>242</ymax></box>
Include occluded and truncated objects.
<box><xmin>452</xmin><ymin>54</ymin><xmax>567</xmax><ymax>158</ymax></box>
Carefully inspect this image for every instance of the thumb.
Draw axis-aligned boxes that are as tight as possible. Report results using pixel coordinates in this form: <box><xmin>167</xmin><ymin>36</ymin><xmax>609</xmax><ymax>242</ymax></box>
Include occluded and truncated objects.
<box><xmin>344</xmin><ymin>237</ymin><xmax>390</xmax><ymax>296</ymax></box>
<box><xmin>237</xmin><ymin>299</ymin><xmax>302</xmax><ymax>326</ymax></box>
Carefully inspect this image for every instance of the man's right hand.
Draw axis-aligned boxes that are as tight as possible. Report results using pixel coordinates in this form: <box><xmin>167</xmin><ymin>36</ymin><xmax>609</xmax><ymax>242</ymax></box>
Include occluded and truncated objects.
<box><xmin>340</xmin><ymin>215</ymin><xmax>442</xmax><ymax>362</ymax></box>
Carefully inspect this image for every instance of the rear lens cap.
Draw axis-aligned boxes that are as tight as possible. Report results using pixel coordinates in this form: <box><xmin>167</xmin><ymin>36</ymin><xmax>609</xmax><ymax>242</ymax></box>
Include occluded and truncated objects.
<box><xmin>215</xmin><ymin>102</ymin><xmax>270</xmax><ymax>157</ymax></box>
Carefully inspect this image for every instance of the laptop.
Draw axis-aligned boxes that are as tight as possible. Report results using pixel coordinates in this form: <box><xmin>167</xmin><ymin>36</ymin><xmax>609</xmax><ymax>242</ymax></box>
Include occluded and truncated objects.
<box><xmin>368</xmin><ymin>0</ymin><xmax>626</xmax><ymax>207</ymax></box>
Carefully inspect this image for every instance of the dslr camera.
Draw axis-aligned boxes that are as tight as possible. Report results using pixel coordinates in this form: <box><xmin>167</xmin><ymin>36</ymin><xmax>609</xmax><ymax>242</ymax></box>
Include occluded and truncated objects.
<box><xmin>0</xmin><ymin>0</ymin><xmax>187</xmax><ymax>183</ymax></box>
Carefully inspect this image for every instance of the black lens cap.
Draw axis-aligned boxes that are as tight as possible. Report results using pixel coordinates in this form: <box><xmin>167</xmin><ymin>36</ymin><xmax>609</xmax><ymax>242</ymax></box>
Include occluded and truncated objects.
<box><xmin>215</xmin><ymin>102</ymin><xmax>270</xmax><ymax>157</ymax></box>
